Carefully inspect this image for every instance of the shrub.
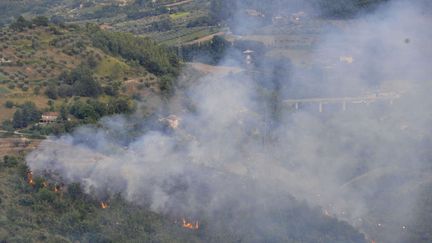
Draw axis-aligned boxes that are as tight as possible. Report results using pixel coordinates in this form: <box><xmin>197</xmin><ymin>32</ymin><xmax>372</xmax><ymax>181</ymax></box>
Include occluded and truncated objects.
<box><xmin>36</xmin><ymin>188</ymin><xmax>56</xmax><ymax>203</ymax></box>
<box><xmin>3</xmin><ymin>155</ymin><xmax>19</xmax><ymax>167</ymax></box>
<box><xmin>67</xmin><ymin>183</ymin><xmax>83</xmax><ymax>200</ymax></box>
<box><xmin>45</xmin><ymin>84</ymin><xmax>58</xmax><ymax>99</ymax></box>
<box><xmin>5</xmin><ymin>100</ymin><xmax>14</xmax><ymax>108</ymax></box>
<box><xmin>13</xmin><ymin>102</ymin><xmax>41</xmax><ymax>128</ymax></box>
<box><xmin>18</xmin><ymin>197</ymin><xmax>34</xmax><ymax>206</ymax></box>
<box><xmin>2</xmin><ymin>120</ymin><xmax>13</xmax><ymax>131</ymax></box>
<box><xmin>132</xmin><ymin>93</ymin><xmax>142</xmax><ymax>101</ymax></box>
<box><xmin>34</xmin><ymin>86</ymin><xmax>41</xmax><ymax>95</ymax></box>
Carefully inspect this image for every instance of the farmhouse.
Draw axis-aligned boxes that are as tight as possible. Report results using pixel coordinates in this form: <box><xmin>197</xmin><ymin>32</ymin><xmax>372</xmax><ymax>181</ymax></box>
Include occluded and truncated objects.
<box><xmin>41</xmin><ymin>112</ymin><xmax>59</xmax><ymax>123</ymax></box>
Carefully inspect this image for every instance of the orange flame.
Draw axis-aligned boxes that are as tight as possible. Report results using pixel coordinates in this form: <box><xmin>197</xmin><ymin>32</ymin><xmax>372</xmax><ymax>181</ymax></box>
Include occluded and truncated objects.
<box><xmin>27</xmin><ymin>171</ymin><xmax>35</xmax><ymax>186</ymax></box>
<box><xmin>54</xmin><ymin>185</ymin><xmax>61</xmax><ymax>193</ymax></box>
<box><xmin>100</xmin><ymin>202</ymin><xmax>109</xmax><ymax>209</ymax></box>
<box><xmin>182</xmin><ymin>218</ymin><xmax>199</xmax><ymax>230</ymax></box>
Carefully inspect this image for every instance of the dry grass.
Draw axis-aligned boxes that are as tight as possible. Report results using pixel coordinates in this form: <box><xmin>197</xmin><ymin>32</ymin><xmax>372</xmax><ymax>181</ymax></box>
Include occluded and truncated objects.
<box><xmin>0</xmin><ymin>138</ymin><xmax>41</xmax><ymax>157</ymax></box>
<box><xmin>0</xmin><ymin>92</ymin><xmax>51</xmax><ymax>121</ymax></box>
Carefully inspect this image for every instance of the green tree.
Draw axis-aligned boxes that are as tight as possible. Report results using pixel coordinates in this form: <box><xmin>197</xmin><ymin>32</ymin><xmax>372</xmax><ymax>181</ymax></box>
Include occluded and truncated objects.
<box><xmin>86</xmin><ymin>56</ymin><xmax>99</xmax><ymax>69</ymax></box>
<box><xmin>87</xmin><ymin>99</ymin><xmax>107</xmax><ymax>117</ymax></box>
<box><xmin>12</xmin><ymin>109</ymin><xmax>25</xmax><ymax>128</ymax></box>
<box><xmin>159</xmin><ymin>75</ymin><xmax>175</xmax><ymax>96</ymax></box>
<box><xmin>88</xmin><ymin>26</ymin><xmax>180</xmax><ymax>76</ymax></box>
<box><xmin>2</xmin><ymin>120</ymin><xmax>13</xmax><ymax>131</ymax></box>
<box><xmin>31</xmin><ymin>38</ymin><xmax>40</xmax><ymax>50</ymax></box>
<box><xmin>4</xmin><ymin>100</ymin><xmax>14</xmax><ymax>108</ymax></box>
<box><xmin>67</xmin><ymin>183</ymin><xmax>83</xmax><ymax>200</ymax></box>
<box><xmin>32</xmin><ymin>16</ymin><xmax>49</xmax><ymax>26</ymax></box>
<box><xmin>10</xmin><ymin>16</ymin><xmax>31</xmax><ymax>31</ymax></box>
<box><xmin>45</xmin><ymin>84</ymin><xmax>58</xmax><ymax>99</ymax></box>
<box><xmin>60</xmin><ymin>105</ymin><xmax>68</xmax><ymax>121</ymax></box>
<box><xmin>21</xmin><ymin>102</ymin><xmax>41</xmax><ymax>121</ymax></box>
<box><xmin>108</xmin><ymin>97</ymin><xmax>133</xmax><ymax>114</ymax></box>
<box><xmin>57</xmin><ymin>84</ymin><xmax>73</xmax><ymax>97</ymax></box>
<box><xmin>37</xmin><ymin>188</ymin><xmax>56</xmax><ymax>203</ymax></box>
<box><xmin>13</xmin><ymin>102</ymin><xmax>41</xmax><ymax>128</ymax></box>
<box><xmin>3</xmin><ymin>155</ymin><xmax>19</xmax><ymax>167</ymax></box>
<box><xmin>73</xmin><ymin>75</ymin><xmax>101</xmax><ymax>97</ymax></box>
<box><xmin>69</xmin><ymin>101</ymin><xmax>99</xmax><ymax>120</ymax></box>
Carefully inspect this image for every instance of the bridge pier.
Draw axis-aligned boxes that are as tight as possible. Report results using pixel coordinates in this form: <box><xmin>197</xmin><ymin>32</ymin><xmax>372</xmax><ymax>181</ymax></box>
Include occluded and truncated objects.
<box><xmin>284</xmin><ymin>91</ymin><xmax>400</xmax><ymax>113</ymax></box>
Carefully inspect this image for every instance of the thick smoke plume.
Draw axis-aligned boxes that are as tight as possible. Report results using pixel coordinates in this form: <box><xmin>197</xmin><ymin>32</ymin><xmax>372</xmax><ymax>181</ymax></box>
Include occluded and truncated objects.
<box><xmin>27</xmin><ymin>0</ymin><xmax>432</xmax><ymax>242</ymax></box>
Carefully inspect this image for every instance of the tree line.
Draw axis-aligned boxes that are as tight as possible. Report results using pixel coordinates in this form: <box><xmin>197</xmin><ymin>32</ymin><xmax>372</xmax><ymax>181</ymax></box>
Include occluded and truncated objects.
<box><xmin>177</xmin><ymin>36</ymin><xmax>267</xmax><ymax>66</ymax></box>
<box><xmin>45</xmin><ymin>64</ymin><xmax>102</xmax><ymax>100</ymax></box>
<box><xmin>4</xmin><ymin>97</ymin><xmax>134</xmax><ymax>130</ymax></box>
<box><xmin>86</xmin><ymin>24</ymin><xmax>180</xmax><ymax>77</ymax></box>
<box><xmin>9</xmin><ymin>15</ymin><xmax>49</xmax><ymax>31</ymax></box>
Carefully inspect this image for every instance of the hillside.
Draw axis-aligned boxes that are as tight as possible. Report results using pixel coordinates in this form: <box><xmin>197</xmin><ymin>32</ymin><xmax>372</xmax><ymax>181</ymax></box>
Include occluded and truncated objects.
<box><xmin>0</xmin><ymin>1</ymin><xmax>431</xmax><ymax>243</ymax></box>
<box><xmin>0</xmin><ymin>17</ymin><xmax>179</xmax><ymax>135</ymax></box>
<box><xmin>0</xmin><ymin>149</ymin><xmax>367</xmax><ymax>242</ymax></box>
<box><xmin>0</xmin><ymin>153</ymin><xmax>203</xmax><ymax>242</ymax></box>
<box><xmin>0</xmin><ymin>0</ymin><xmax>220</xmax><ymax>47</ymax></box>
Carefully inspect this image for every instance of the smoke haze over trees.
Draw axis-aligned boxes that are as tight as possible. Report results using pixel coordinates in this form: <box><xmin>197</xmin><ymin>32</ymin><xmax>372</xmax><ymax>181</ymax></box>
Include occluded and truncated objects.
<box><xmin>25</xmin><ymin>0</ymin><xmax>432</xmax><ymax>242</ymax></box>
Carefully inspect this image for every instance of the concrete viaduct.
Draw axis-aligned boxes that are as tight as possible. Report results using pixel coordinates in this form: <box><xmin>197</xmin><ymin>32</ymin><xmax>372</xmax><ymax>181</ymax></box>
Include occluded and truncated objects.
<box><xmin>283</xmin><ymin>92</ymin><xmax>402</xmax><ymax>112</ymax></box>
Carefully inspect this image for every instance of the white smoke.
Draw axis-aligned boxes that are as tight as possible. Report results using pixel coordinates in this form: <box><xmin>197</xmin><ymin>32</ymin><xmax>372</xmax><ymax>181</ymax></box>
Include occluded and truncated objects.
<box><xmin>27</xmin><ymin>1</ymin><xmax>432</xmax><ymax>242</ymax></box>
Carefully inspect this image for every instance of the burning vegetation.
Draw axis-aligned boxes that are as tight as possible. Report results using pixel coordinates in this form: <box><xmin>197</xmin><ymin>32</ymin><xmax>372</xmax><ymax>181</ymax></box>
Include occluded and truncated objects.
<box><xmin>100</xmin><ymin>202</ymin><xmax>109</xmax><ymax>209</ymax></box>
<box><xmin>26</xmin><ymin>170</ymin><xmax>35</xmax><ymax>186</ymax></box>
<box><xmin>181</xmin><ymin>218</ymin><xmax>199</xmax><ymax>230</ymax></box>
<box><xmin>26</xmin><ymin>170</ymin><xmax>64</xmax><ymax>193</ymax></box>
<box><xmin>53</xmin><ymin>185</ymin><xmax>61</xmax><ymax>193</ymax></box>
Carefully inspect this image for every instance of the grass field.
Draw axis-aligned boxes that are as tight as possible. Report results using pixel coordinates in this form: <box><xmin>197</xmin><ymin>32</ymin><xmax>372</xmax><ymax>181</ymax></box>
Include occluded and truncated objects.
<box><xmin>170</xmin><ymin>11</ymin><xmax>190</xmax><ymax>20</ymax></box>
<box><xmin>94</xmin><ymin>55</ymin><xmax>130</xmax><ymax>78</ymax></box>
<box><xmin>0</xmin><ymin>87</ymin><xmax>9</xmax><ymax>94</ymax></box>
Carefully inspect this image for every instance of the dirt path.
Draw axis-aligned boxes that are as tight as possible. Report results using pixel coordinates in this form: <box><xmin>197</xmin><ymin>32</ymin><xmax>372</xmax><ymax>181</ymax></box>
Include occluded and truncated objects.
<box><xmin>164</xmin><ymin>0</ymin><xmax>193</xmax><ymax>7</ymax></box>
<box><xmin>0</xmin><ymin>130</ymin><xmax>47</xmax><ymax>138</ymax></box>
<box><xmin>184</xmin><ymin>32</ymin><xmax>225</xmax><ymax>45</ymax></box>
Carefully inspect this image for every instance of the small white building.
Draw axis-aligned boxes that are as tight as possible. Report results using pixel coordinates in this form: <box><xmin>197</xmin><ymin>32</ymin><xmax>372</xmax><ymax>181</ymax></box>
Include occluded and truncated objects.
<box><xmin>243</xmin><ymin>50</ymin><xmax>255</xmax><ymax>65</ymax></box>
<box><xmin>41</xmin><ymin>112</ymin><xmax>59</xmax><ymax>123</ymax></box>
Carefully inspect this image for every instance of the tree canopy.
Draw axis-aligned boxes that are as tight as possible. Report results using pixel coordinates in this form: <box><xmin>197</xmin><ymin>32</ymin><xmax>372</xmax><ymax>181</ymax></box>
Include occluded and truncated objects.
<box><xmin>12</xmin><ymin>102</ymin><xmax>41</xmax><ymax>128</ymax></box>
<box><xmin>87</xmin><ymin>25</ymin><xmax>180</xmax><ymax>77</ymax></box>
